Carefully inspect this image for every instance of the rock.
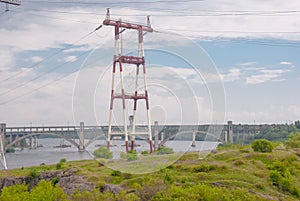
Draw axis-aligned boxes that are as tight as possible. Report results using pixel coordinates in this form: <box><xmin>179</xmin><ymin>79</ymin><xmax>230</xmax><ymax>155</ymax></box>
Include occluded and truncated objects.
<box><xmin>101</xmin><ymin>184</ymin><xmax>121</xmax><ymax>194</ymax></box>
<box><xmin>0</xmin><ymin>168</ymin><xmax>95</xmax><ymax>194</ymax></box>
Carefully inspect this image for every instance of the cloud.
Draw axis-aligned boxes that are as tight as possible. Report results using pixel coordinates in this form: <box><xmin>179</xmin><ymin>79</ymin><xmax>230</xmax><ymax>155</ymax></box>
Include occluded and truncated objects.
<box><xmin>246</xmin><ymin>69</ymin><xmax>291</xmax><ymax>84</ymax></box>
<box><xmin>239</xmin><ymin>62</ymin><xmax>256</xmax><ymax>66</ymax></box>
<box><xmin>279</xmin><ymin>61</ymin><xmax>293</xmax><ymax>65</ymax></box>
<box><xmin>29</xmin><ymin>56</ymin><xmax>43</xmax><ymax>63</ymax></box>
<box><xmin>220</xmin><ymin>68</ymin><xmax>241</xmax><ymax>82</ymax></box>
<box><xmin>63</xmin><ymin>56</ymin><xmax>77</xmax><ymax>62</ymax></box>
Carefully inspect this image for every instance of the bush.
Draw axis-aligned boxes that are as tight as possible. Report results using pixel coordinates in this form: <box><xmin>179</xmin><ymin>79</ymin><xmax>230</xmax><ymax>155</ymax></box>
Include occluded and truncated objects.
<box><xmin>111</xmin><ymin>170</ymin><xmax>122</xmax><ymax>177</ymax></box>
<box><xmin>286</xmin><ymin>132</ymin><xmax>300</xmax><ymax>148</ymax></box>
<box><xmin>120</xmin><ymin>150</ymin><xmax>139</xmax><ymax>161</ymax></box>
<box><xmin>56</xmin><ymin>162</ymin><xmax>62</xmax><ymax>170</ymax></box>
<box><xmin>141</xmin><ymin>151</ymin><xmax>149</xmax><ymax>155</ymax></box>
<box><xmin>126</xmin><ymin>150</ymin><xmax>138</xmax><ymax>161</ymax></box>
<box><xmin>28</xmin><ymin>169</ymin><xmax>39</xmax><ymax>179</ymax></box>
<box><xmin>193</xmin><ymin>164</ymin><xmax>216</xmax><ymax>173</ymax></box>
<box><xmin>59</xmin><ymin>158</ymin><xmax>67</xmax><ymax>163</ymax></box>
<box><xmin>156</xmin><ymin>147</ymin><xmax>174</xmax><ymax>155</ymax></box>
<box><xmin>251</xmin><ymin>139</ymin><xmax>273</xmax><ymax>153</ymax></box>
<box><xmin>93</xmin><ymin>147</ymin><xmax>113</xmax><ymax>159</ymax></box>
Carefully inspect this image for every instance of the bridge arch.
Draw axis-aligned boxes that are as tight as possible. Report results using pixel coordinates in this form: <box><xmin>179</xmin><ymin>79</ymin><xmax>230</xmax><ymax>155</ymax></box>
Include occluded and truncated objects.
<box><xmin>5</xmin><ymin>132</ymin><xmax>80</xmax><ymax>150</ymax></box>
<box><xmin>84</xmin><ymin>133</ymin><xmax>106</xmax><ymax>148</ymax></box>
<box><xmin>159</xmin><ymin>130</ymin><xmax>223</xmax><ymax>146</ymax></box>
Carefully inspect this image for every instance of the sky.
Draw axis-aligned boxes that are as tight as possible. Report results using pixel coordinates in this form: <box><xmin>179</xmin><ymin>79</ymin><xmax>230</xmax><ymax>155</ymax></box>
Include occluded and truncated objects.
<box><xmin>0</xmin><ymin>0</ymin><xmax>300</xmax><ymax>126</ymax></box>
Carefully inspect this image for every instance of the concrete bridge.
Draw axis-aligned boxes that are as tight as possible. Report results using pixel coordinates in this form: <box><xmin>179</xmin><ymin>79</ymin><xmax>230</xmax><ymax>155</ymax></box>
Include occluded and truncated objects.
<box><xmin>1</xmin><ymin>120</ymin><xmax>264</xmax><ymax>169</ymax></box>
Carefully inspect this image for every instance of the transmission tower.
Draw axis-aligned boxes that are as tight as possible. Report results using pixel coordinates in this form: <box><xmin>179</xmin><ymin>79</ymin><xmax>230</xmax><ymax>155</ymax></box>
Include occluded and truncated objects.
<box><xmin>103</xmin><ymin>8</ymin><xmax>153</xmax><ymax>153</ymax></box>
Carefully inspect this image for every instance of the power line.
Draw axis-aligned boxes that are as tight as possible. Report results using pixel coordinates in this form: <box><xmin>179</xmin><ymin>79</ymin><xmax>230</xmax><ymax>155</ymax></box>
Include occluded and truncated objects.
<box><xmin>0</xmin><ymin>46</ymin><xmax>112</xmax><ymax>106</ymax></box>
<box><xmin>0</xmin><ymin>24</ymin><xmax>100</xmax><ymax>84</ymax></box>
<box><xmin>0</xmin><ymin>68</ymin><xmax>79</xmax><ymax>106</ymax></box>
<box><xmin>0</xmin><ymin>50</ymin><xmax>90</xmax><ymax>97</ymax></box>
<box><xmin>24</xmin><ymin>0</ymin><xmax>205</xmax><ymax>5</ymax></box>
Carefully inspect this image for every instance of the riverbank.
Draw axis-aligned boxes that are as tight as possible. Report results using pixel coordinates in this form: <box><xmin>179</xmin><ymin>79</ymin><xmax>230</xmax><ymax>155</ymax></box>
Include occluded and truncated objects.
<box><xmin>0</xmin><ymin>145</ymin><xmax>300</xmax><ymax>200</ymax></box>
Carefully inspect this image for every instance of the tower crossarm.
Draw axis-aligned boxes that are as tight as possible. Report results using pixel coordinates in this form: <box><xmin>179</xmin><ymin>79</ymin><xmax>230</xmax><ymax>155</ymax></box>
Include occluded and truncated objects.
<box><xmin>114</xmin><ymin>93</ymin><xmax>146</xmax><ymax>100</ymax></box>
<box><xmin>114</xmin><ymin>56</ymin><xmax>145</xmax><ymax>65</ymax></box>
<box><xmin>103</xmin><ymin>8</ymin><xmax>153</xmax><ymax>33</ymax></box>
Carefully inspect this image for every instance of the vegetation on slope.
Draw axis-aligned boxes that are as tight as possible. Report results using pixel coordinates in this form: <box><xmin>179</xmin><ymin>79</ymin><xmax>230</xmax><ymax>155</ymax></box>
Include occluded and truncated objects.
<box><xmin>0</xmin><ymin>140</ymin><xmax>300</xmax><ymax>200</ymax></box>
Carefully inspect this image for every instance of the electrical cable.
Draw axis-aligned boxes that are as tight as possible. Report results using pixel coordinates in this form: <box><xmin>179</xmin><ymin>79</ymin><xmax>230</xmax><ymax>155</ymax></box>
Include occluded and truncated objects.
<box><xmin>0</xmin><ymin>23</ymin><xmax>102</xmax><ymax>84</ymax></box>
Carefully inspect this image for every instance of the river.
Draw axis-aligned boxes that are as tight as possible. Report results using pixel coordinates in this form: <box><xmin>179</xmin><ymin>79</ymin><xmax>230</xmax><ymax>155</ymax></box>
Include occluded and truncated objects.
<box><xmin>1</xmin><ymin>138</ymin><xmax>219</xmax><ymax>170</ymax></box>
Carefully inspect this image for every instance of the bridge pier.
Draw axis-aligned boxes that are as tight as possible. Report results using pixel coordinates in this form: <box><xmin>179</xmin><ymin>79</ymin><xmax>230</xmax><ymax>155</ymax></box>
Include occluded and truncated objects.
<box><xmin>79</xmin><ymin>122</ymin><xmax>85</xmax><ymax>151</ymax></box>
<box><xmin>29</xmin><ymin>136</ymin><xmax>38</xmax><ymax>149</ymax></box>
<box><xmin>227</xmin><ymin>121</ymin><xmax>234</xmax><ymax>143</ymax></box>
<box><xmin>154</xmin><ymin>121</ymin><xmax>159</xmax><ymax>150</ymax></box>
<box><xmin>0</xmin><ymin>123</ymin><xmax>7</xmax><ymax>170</ymax></box>
<box><xmin>191</xmin><ymin>130</ymin><xmax>196</xmax><ymax>147</ymax></box>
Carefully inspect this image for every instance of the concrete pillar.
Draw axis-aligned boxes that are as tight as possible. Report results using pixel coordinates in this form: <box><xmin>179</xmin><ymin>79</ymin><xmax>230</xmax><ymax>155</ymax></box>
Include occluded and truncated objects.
<box><xmin>191</xmin><ymin>130</ymin><xmax>196</xmax><ymax>147</ymax></box>
<box><xmin>154</xmin><ymin>121</ymin><xmax>159</xmax><ymax>150</ymax></box>
<box><xmin>0</xmin><ymin>123</ymin><xmax>7</xmax><ymax>169</ymax></box>
<box><xmin>129</xmin><ymin>115</ymin><xmax>135</xmax><ymax>151</ymax></box>
<box><xmin>227</xmin><ymin>121</ymin><xmax>234</xmax><ymax>143</ymax></box>
<box><xmin>79</xmin><ymin>122</ymin><xmax>85</xmax><ymax>151</ymax></box>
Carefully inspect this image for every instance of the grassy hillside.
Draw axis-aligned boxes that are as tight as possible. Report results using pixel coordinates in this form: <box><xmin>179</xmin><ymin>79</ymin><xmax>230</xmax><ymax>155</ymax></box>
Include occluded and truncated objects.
<box><xmin>1</xmin><ymin>144</ymin><xmax>300</xmax><ymax>200</ymax></box>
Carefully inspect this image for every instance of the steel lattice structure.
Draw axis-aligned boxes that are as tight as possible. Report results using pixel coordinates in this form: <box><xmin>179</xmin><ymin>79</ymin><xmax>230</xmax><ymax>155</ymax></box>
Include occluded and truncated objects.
<box><xmin>103</xmin><ymin>8</ymin><xmax>153</xmax><ymax>153</ymax></box>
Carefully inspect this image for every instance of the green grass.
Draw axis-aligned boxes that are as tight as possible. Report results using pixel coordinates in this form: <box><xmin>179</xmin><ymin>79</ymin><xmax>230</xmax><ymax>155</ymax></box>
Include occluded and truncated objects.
<box><xmin>1</xmin><ymin>147</ymin><xmax>300</xmax><ymax>200</ymax></box>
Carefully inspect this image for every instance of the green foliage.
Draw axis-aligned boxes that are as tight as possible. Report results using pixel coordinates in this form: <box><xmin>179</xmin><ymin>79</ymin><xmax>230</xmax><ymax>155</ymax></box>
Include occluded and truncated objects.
<box><xmin>0</xmin><ymin>184</ymin><xmax>29</xmax><ymax>201</ymax></box>
<box><xmin>255</xmin><ymin>124</ymin><xmax>298</xmax><ymax>142</ymax></box>
<box><xmin>59</xmin><ymin>158</ymin><xmax>67</xmax><ymax>163</ymax></box>
<box><xmin>156</xmin><ymin>147</ymin><xmax>174</xmax><ymax>155</ymax></box>
<box><xmin>51</xmin><ymin>176</ymin><xmax>60</xmax><ymax>186</ymax></box>
<box><xmin>56</xmin><ymin>162</ymin><xmax>62</xmax><ymax>170</ymax></box>
<box><xmin>0</xmin><ymin>181</ymin><xmax>66</xmax><ymax>201</ymax></box>
<box><xmin>152</xmin><ymin>184</ymin><xmax>265</xmax><ymax>201</ymax></box>
<box><xmin>30</xmin><ymin>180</ymin><xmax>67</xmax><ymax>201</ymax></box>
<box><xmin>269</xmin><ymin>162</ymin><xmax>300</xmax><ymax>197</ymax></box>
<box><xmin>163</xmin><ymin>172</ymin><xmax>173</xmax><ymax>184</ymax></box>
<box><xmin>285</xmin><ymin>132</ymin><xmax>300</xmax><ymax>148</ymax></box>
<box><xmin>93</xmin><ymin>147</ymin><xmax>113</xmax><ymax>159</ymax></box>
<box><xmin>136</xmin><ymin>179</ymin><xmax>167</xmax><ymax>201</ymax></box>
<box><xmin>126</xmin><ymin>150</ymin><xmax>139</xmax><ymax>161</ymax></box>
<box><xmin>120</xmin><ymin>150</ymin><xmax>139</xmax><ymax>161</ymax></box>
<box><xmin>111</xmin><ymin>170</ymin><xmax>122</xmax><ymax>177</ymax></box>
<box><xmin>141</xmin><ymin>150</ymin><xmax>149</xmax><ymax>155</ymax></box>
<box><xmin>193</xmin><ymin>164</ymin><xmax>216</xmax><ymax>173</ymax></box>
<box><xmin>6</xmin><ymin>147</ymin><xmax>15</xmax><ymax>153</ymax></box>
<box><xmin>28</xmin><ymin>169</ymin><xmax>39</xmax><ymax>179</ymax></box>
<box><xmin>251</xmin><ymin>139</ymin><xmax>273</xmax><ymax>153</ymax></box>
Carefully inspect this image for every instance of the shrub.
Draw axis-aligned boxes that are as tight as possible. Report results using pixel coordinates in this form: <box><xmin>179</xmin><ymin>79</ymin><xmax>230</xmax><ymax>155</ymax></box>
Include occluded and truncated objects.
<box><xmin>120</xmin><ymin>150</ymin><xmax>139</xmax><ymax>161</ymax></box>
<box><xmin>56</xmin><ymin>162</ymin><xmax>62</xmax><ymax>170</ymax></box>
<box><xmin>251</xmin><ymin>139</ymin><xmax>273</xmax><ymax>153</ymax></box>
<box><xmin>51</xmin><ymin>176</ymin><xmax>60</xmax><ymax>186</ymax></box>
<box><xmin>59</xmin><ymin>158</ymin><xmax>67</xmax><ymax>163</ymax></box>
<box><xmin>111</xmin><ymin>170</ymin><xmax>122</xmax><ymax>177</ymax></box>
<box><xmin>141</xmin><ymin>151</ymin><xmax>149</xmax><ymax>155</ymax></box>
<box><xmin>193</xmin><ymin>164</ymin><xmax>216</xmax><ymax>173</ymax></box>
<box><xmin>156</xmin><ymin>147</ymin><xmax>174</xmax><ymax>155</ymax></box>
<box><xmin>93</xmin><ymin>147</ymin><xmax>113</xmax><ymax>159</ymax></box>
<box><xmin>286</xmin><ymin>132</ymin><xmax>300</xmax><ymax>148</ymax></box>
<box><xmin>28</xmin><ymin>169</ymin><xmax>39</xmax><ymax>179</ymax></box>
<box><xmin>126</xmin><ymin>150</ymin><xmax>138</xmax><ymax>161</ymax></box>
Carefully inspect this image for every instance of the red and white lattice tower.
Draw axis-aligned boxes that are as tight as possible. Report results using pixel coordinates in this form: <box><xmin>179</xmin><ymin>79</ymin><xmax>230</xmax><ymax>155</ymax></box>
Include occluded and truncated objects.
<box><xmin>103</xmin><ymin>8</ymin><xmax>153</xmax><ymax>153</ymax></box>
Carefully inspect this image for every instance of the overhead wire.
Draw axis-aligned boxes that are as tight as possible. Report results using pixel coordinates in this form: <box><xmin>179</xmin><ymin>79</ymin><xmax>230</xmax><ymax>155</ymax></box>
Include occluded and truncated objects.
<box><xmin>0</xmin><ymin>44</ymin><xmax>112</xmax><ymax>106</ymax></box>
<box><xmin>0</xmin><ymin>50</ymin><xmax>90</xmax><ymax>97</ymax></box>
<box><xmin>0</xmin><ymin>25</ymin><xmax>110</xmax><ymax>104</ymax></box>
<box><xmin>24</xmin><ymin>0</ymin><xmax>205</xmax><ymax>5</ymax></box>
<box><xmin>0</xmin><ymin>23</ymin><xmax>101</xmax><ymax>84</ymax></box>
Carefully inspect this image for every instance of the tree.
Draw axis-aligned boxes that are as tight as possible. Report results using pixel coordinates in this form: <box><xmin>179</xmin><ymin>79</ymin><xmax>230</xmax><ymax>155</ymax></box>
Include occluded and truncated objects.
<box><xmin>93</xmin><ymin>147</ymin><xmax>113</xmax><ymax>159</ymax></box>
<box><xmin>0</xmin><ymin>184</ymin><xmax>30</xmax><ymax>201</ymax></box>
<box><xmin>286</xmin><ymin>132</ymin><xmax>300</xmax><ymax>148</ymax></box>
<box><xmin>251</xmin><ymin>139</ymin><xmax>273</xmax><ymax>153</ymax></box>
<box><xmin>30</xmin><ymin>180</ymin><xmax>67</xmax><ymax>201</ymax></box>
